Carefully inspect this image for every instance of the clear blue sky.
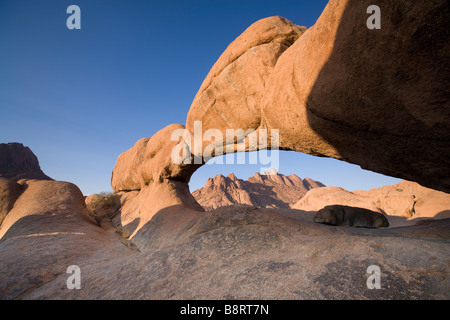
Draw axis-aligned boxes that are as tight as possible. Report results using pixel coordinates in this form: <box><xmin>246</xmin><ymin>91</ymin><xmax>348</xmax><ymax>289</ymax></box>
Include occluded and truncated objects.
<box><xmin>0</xmin><ymin>0</ymin><xmax>401</xmax><ymax>195</ymax></box>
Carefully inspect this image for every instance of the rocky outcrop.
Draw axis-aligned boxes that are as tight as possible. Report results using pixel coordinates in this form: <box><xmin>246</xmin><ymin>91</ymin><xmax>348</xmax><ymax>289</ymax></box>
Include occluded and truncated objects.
<box><xmin>111</xmin><ymin>124</ymin><xmax>199</xmax><ymax>192</ymax></box>
<box><xmin>313</xmin><ymin>205</ymin><xmax>389</xmax><ymax>228</ymax></box>
<box><xmin>111</xmin><ymin>0</ymin><xmax>450</xmax><ymax>251</ymax></box>
<box><xmin>2</xmin><ymin>172</ymin><xmax>448</xmax><ymax>299</ymax></box>
<box><xmin>261</xmin><ymin>0</ymin><xmax>450</xmax><ymax>192</ymax></box>
<box><xmin>294</xmin><ymin>180</ymin><xmax>450</xmax><ymax>219</ymax></box>
<box><xmin>110</xmin><ymin>17</ymin><xmax>308</xmax><ymax>239</ymax></box>
<box><xmin>187</xmin><ymin>0</ymin><xmax>450</xmax><ymax>193</ymax></box>
<box><xmin>110</xmin><ymin>124</ymin><xmax>203</xmax><ymax>245</ymax></box>
<box><xmin>2</xmin><ymin>1</ymin><xmax>446</xmax><ymax>300</ymax></box>
<box><xmin>186</xmin><ymin>16</ymin><xmax>306</xmax><ymax>141</ymax></box>
<box><xmin>111</xmin><ymin>17</ymin><xmax>308</xmax><ymax>196</ymax></box>
<box><xmin>0</xmin><ymin>143</ymin><xmax>52</xmax><ymax>181</ymax></box>
<box><xmin>111</xmin><ymin>179</ymin><xmax>203</xmax><ymax>250</ymax></box>
<box><xmin>0</xmin><ymin>179</ymin><xmax>134</xmax><ymax>299</ymax></box>
<box><xmin>0</xmin><ymin>143</ymin><xmax>52</xmax><ymax>228</ymax></box>
<box><xmin>192</xmin><ymin>171</ymin><xmax>324</xmax><ymax>210</ymax></box>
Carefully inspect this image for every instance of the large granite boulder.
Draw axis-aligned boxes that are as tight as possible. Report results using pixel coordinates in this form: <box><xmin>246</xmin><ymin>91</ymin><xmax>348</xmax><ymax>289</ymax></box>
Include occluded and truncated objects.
<box><xmin>313</xmin><ymin>205</ymin><xmax>390</xmax><ymax>228</ymax></box>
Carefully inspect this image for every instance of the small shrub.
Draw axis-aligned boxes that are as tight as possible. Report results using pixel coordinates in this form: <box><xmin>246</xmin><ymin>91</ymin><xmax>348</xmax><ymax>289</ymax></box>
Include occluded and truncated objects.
<box><xmin>86</xmin><ymin>192</ymin><xmax>120</xmax><ymax>225</ymax></box>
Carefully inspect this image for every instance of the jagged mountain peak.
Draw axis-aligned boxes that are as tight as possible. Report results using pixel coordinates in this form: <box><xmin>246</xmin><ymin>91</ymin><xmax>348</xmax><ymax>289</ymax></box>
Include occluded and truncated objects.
<box><xmin>192</xmin><ymin>171</ymin><xmax>325</xmax><ymax>210</ymax></box>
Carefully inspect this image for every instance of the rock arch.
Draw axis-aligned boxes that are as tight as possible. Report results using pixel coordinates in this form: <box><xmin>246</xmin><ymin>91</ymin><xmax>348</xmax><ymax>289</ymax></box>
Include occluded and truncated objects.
<box><xmin>111</xmin><ymin>1</ymin><xmax>450</xmax><ymax>246</ymax></box>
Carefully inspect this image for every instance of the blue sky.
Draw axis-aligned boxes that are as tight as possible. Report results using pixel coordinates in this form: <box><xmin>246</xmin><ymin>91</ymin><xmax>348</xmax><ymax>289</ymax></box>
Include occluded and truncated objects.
<box><xmin>0</xmin><ymin>0</ymin><xmax>401</xmax><ymax>195</ymax></box>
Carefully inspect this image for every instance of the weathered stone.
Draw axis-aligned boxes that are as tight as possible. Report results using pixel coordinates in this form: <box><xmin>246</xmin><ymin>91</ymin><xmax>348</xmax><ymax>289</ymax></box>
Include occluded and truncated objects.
<box><xmin>2</xmin><ymin>0</ymin><xmax>449</xmax><ymax>300</ymax></box>
<box><xmin>294</xmin><ymin>180</ymin><xmax>450</xmax><ymax>219</ymax></box>
<box><xmin>186</xmin><ymin>16</ymin><xmax>306</xmax><ymax>139</ymax></box>
<box><xmin>313</xmin><ymin>205</ymin><xmax>389</xmax><ymax>228</ymax></box>
<box><xmin>261</xmin><ymin>0</ymin><xmax>450</xmax><ymax>192</ymax></box>
<box><xmin>0</xmin><ymin>179</ymin><xmax>133</xmax><ymax>299</ymax></box>
<box><xmin>19</xmin><ymin>206</ymin><xmax>450</xmax><ymax>299</ymax></box>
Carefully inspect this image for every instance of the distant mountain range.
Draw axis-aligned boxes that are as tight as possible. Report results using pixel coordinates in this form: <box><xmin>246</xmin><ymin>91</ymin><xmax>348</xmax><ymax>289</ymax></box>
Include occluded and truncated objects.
<box><xmin>192</xmin><ymin>169</ymin><xmax>325</xmax><ymax>210</ymax></box>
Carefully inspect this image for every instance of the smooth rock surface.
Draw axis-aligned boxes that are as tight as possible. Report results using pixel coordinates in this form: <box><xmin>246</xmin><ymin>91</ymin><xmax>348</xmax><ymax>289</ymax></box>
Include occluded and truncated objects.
<box><xmin>19</xmin><ymin>206</ymin><xmax>450</xmax><ymax>299</ymax></box>
<box><xmin>313</xmin><ymin>205</ymin><xmax>390</xmax><ymax>228</ymax></box>
<box><xmin>261</xmin><ymin>0</ymin><xmax>450</xmax><ymax>192</ymax></box>
<box><xmin>186</xmin><ymin>16</ymin><xmax>306</xmax><ymax>140</ymax></box>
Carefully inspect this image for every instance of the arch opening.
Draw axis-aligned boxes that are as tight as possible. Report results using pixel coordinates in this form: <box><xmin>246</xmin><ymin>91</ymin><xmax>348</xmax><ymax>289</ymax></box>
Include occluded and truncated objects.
<box><xmin>189</xmin><ymin>150</ymin><xmax>403</xmax><ymax>211</ymax></box>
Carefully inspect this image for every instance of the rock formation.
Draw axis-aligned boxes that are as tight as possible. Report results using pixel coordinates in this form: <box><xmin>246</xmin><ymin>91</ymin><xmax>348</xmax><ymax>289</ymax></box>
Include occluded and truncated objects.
<box><xmin>186</xmin><ymin>16</ymin><xmax>307</xmax><ymax>142</ymax></box>
<box><xmin>110</xmin><ymin>124</ymin><xmax>204</xmax><ymax>245</ymax></box>
<box><xmin>294</xmin><ymin>180</ymin><xmax>450</xmax><ymax>219</ymax></box>
<box><xmin>0</xmin><ymin>143</ymin><xmax>52</xmax><ymax>181</ymax></box>
<box><xmin>0</xmin><ymin>144</ymin><xmax>136</xmax><ymax>298</ymax></box>
<box><xmin>313</xmin><ymin>205</ymin><xmax>390</xmax><ymax>228</ymax></box>
<box><xmin>0</xmin><ymin>179</ymin><xmax>134</xmax><ymax>299</ymax></box>
<box><xmin>192</xmin><ymin>171</ymin><xmax>325</xmax><ymax>210</ymax></box>
<box><xmin>260</xmin><ymin>0</ymin><xmax>450</xmax><ymax>193</ymax></box>
<box><xmin>109</xmin><ymin>17</ymin><xmax>308</xmax><ymax>241</ymax></box>
<box><xmin>177</xmin><ymin>0</ymin><xmax>450</xmax><ymax>194</ymax></box>
<box><xmin>110</xmin><ymin>0</ymin><xmax>450</xmax><ymax>251</ymax></box>
<box><xmin>1</xmin><ymin>0</ymin><xmax>449</xmax><ymax>300</ymax></box>
<box><xmin>0</xmin><ymin>143</ymin><xmax>52</xmax><ymax>227</ymax></box>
